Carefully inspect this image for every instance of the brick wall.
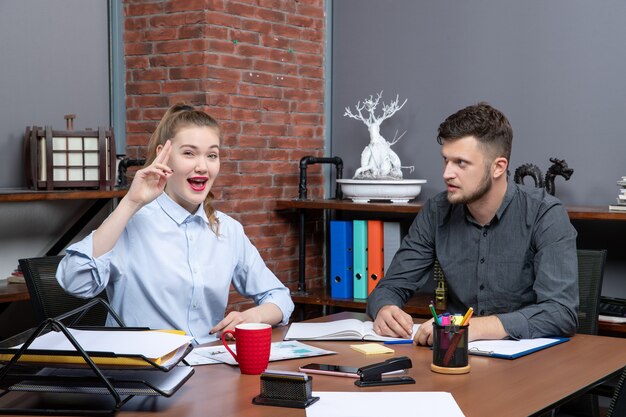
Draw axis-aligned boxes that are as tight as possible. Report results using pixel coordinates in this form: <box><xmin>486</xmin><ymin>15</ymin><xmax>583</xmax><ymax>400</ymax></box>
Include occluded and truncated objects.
<box><xmin>123</xmin><ymin>0</ymin><xmax>327</xmax><ymax>312</ymax></box>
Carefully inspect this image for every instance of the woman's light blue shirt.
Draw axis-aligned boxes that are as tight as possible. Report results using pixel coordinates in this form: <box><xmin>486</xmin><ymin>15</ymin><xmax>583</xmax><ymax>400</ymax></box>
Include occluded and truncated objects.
<box><xmin>56</xmin><ymin>193</ymin><xmax>294</xmax><ymax>344</ymax></box>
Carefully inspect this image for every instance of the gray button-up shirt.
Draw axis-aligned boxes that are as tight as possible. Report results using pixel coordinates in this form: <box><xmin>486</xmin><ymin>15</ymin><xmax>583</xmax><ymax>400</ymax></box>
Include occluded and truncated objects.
<box><xmin>367</xmin><ymin>183</ymin><xmax>579</xmax><ymax>339</ymax></box>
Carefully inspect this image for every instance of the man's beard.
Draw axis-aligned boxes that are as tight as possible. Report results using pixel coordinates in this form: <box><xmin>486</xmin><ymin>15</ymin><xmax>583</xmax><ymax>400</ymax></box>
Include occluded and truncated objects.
<box><xmin>447</xmin><ymin>170</ymin><xmax>492</xmax><ymax>205</ymax></box>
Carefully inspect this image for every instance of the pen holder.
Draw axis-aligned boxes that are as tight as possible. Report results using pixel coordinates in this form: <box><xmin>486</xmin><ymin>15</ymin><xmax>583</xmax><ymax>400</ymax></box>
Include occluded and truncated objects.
<box><xmin>431</xmin><ymin>323</ymin><xmax>470</xmax><ymax>374</ymax></box>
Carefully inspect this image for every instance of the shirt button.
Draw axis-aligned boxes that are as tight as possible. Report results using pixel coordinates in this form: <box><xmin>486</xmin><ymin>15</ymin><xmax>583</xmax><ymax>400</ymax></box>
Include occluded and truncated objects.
<box><xmin>189</xmin><ymin>236</ymin><xmax>194</xmax><ymax>241</ymax></box>
<box><xmin>483</xmin><ymin>231</ymin><xmax>488</xmax><ymax>237</ymax></box>
<box><xmin>479</xmin><ymin>284</ymin><xmax>485</xmax><ymax>290</ymax></box>
<box><xmin>192</xmin><ymin>268</ymin><xmax>197</xmax><ymax>274</ymax></box>
<box><xmin>479</xmin><ymin>310</ymin><xmax>485</xmax><ymax>316</ymax></box>
<box><xmin>480</xmin><ymin>258</ymin><xmax>485</xmax><ymax>264</ymax></box>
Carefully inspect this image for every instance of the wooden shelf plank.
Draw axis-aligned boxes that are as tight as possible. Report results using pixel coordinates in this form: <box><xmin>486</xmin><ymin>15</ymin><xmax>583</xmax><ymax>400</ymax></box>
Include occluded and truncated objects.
<box><xmin>275</xmin><ymin>199</ymin><xmax>626</xmax><ymax>221</ymax></box>
<box><xmin>0</xmin><ymin>189</ymin><xmax>127</xmax><ymax>202</ymax></box>
<box><xmin>292</xmin><ymin>288</ymin><xmax>436</xmax><ymax>317</ymax></box>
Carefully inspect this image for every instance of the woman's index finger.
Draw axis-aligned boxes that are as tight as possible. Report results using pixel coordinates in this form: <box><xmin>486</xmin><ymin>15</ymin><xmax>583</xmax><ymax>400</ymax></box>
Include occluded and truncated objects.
<box><xmin>155</xmin><ymin>140</ymin><xmax>172</xmax><ymax>165</ymax></box>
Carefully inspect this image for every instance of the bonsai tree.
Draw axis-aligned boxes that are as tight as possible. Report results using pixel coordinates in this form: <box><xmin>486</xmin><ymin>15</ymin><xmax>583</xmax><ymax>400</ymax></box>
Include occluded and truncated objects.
<box><xmin>344</xmin><ymin>91</ymin><xmax>413</xmax><ymax>180</ymax></box>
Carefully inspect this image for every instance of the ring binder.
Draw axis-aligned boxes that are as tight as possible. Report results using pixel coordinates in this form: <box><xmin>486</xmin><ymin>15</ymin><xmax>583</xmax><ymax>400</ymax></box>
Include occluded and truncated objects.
<box><xmin>0</xmin><ymin>300</ymin><xmax>194</xmax><ymax>415</ymax></box>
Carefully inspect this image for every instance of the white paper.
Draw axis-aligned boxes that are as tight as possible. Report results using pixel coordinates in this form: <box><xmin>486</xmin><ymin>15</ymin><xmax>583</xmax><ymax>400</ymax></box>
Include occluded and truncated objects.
<box><xmin>468</xmin><ymin>338</ymin><xmax>562</xmax><ymax>356</ymax></box>
<box><xmin>15</xmin><ymin>329</ymin><xmax>193</xmax><ymax>360</ymax></box>
<box><xmin>185</xmin><ymin>341</ymin><xmax>336</xmax><ymax>366</ymax></box>
<box><xmin>306</xmin><ymin>392</ymin><xmax>465</xmax><ymax>417</ymax></box>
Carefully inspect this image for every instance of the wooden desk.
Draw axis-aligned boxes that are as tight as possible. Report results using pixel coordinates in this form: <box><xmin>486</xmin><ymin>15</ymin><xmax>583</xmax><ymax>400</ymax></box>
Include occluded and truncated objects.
<box><xmin>0</xmin><ymin>281</ymin><xmax>29</xmax><ymax>303</ymax></box>
<box><xmin>5</xmin><ymin>312</ymin><xmax>626</xmax><ymax>416</ymax></box>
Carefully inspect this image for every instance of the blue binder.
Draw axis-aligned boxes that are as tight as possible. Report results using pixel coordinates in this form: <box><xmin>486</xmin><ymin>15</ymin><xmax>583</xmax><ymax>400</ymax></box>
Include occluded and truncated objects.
<box><xmin>352</xmin><ymin>220</ymin><xmax>368</xmax><ymax>299</ymax></box>
<box><xmin>330</xmin><ymin>220</ymin><xmax>353</xmax><ymax>299</ymax></box>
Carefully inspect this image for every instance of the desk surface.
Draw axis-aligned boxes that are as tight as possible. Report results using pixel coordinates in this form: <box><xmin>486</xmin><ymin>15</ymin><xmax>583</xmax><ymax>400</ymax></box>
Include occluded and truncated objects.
<box><xmin>5</xmin><ymin>312</ymin><xmax>626</xmax><ymax>417</ymax></box>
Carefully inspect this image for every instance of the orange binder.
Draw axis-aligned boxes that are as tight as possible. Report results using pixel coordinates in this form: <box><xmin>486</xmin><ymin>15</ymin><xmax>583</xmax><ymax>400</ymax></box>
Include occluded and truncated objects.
<box><xmin>367</xmin><ymin>220</ymin><xmax>384</xmax><ymax>295</ymax></box>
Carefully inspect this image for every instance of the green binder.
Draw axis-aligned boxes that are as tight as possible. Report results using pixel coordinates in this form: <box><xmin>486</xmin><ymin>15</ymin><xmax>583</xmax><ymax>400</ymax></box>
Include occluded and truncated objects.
<box><xmin>353</xmin><ymin>220</ymin><xmax>368</xmax><ymax>299</ymax></box>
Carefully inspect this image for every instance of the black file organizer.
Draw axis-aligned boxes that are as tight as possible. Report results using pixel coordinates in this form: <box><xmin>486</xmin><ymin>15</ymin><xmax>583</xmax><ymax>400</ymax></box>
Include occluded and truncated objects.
<box><xmin>0</xmin><ymin>299</ymin><xmax>194</xmax><ymax>415</ymax></box>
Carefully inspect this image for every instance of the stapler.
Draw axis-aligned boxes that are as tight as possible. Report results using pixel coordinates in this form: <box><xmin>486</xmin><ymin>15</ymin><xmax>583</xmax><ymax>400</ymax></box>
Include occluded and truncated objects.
<box><xmin>355</xmin><ymin>356</ymin><xmax>416</xmax><ymax>387</ymax></box>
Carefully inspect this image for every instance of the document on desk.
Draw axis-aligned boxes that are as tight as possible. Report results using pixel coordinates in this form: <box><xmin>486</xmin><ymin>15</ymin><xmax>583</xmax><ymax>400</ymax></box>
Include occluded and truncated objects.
<box><xmin>468</xmin><ymin>337</ymin><xmax>569</xmax><ymax>359</ymax></box>
<box><xmin>185</xmin><ymin>341</ymin><xmax>336</xmax><ymax>366</ymax></box>
<box><xmin>306</xmin><ymin>392</ymin><xmax>465</xmax><ymax>417</ymax></box>
<box><xmin>12</xmin><ymin>329</ymin><xmax>193</xmax><ymax>360</ymax></box>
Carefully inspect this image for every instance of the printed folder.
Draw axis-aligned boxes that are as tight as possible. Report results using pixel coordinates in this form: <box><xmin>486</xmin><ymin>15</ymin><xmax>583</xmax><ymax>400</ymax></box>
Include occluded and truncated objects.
<box><xmin>330</xmin><ymin>220</ymin><xmax>353</xmax><ymax>298</ymax></box>
<box><xmin>352</xmin><ymin>220</ymin><xmax>368</xmax><ymax>299</ymax></box>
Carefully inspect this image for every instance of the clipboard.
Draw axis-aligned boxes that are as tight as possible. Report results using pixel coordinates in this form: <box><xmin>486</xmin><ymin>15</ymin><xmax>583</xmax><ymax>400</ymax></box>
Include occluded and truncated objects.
<box><xmin>468</xmin><ymin>337</ymin><xmax>569</xmax><ymax>359</ymax></box>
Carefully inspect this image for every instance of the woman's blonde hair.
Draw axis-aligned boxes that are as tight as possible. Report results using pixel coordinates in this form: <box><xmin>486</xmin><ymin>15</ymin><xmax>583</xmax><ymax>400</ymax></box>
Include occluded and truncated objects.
<box><xmin>144</xmin><ymin>103</ymin><xmax>221</xmax><ymax>234</ymax></box>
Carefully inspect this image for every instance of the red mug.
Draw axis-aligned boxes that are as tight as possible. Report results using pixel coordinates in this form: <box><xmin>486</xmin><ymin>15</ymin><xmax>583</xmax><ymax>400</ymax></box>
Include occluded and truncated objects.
<box><xmin>221</xmin><ymin>323</ymin><xmax>272</xmax><ymax>375</ymax></box>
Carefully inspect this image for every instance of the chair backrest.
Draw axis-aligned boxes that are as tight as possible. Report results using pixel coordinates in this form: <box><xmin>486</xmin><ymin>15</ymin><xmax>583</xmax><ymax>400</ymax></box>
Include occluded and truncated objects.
<box><xmin>19</xmin><ymin>256</ymin><xmax>109</xmax><ymax>327</ymax></box>
<box><xmin>576</xmin><ymin>249</ymin><xmax>607</xmax><ymax>335</ymax></box>
<box><xmin>608</xmin><ymin>366</ymin><xmax>626</xmax><ymax>417</ymax></box>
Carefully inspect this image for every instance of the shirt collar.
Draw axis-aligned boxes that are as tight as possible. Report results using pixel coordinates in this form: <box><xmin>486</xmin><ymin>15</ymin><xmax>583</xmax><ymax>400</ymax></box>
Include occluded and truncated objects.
<box><xmin>493</xmin><ymin>181</ymin><xmax>516</xmax><ymax>221</ymax></box>
<box><xmin>156</xmin><ymin>193</ymin><xmax>209</xmax><ymax>225</ymax></box>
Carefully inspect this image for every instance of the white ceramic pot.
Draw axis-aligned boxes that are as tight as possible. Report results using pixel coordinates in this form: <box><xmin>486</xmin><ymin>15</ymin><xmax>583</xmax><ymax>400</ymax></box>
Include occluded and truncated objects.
<box><xmin>336</xmin><ymin>179</ymin><xmax>427</xmax><ymax>203</ymax></box>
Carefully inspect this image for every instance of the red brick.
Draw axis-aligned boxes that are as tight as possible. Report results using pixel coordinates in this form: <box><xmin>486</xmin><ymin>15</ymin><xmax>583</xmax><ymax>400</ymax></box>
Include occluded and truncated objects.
<box><xmin>161</xmin><ymin>80</ymin><xmax>200</xmax><ymax>94</ymax></box>
<box><xmin>259</xmin><ymin>124</ymin><xmax>287</xmax><ymax>136</ymax></box>
<box><xmin>125</xmin><ymin>56</ymin><xmax>149</xmax><ymax>69</ymax></box>
<box><xmin>202</xmin><ymin>79</ymin><xmax>238</xmax><ymax>94</ymax></box>
<box><xmin>241</xmin><ymin>19</ymin><xmax>272</xmax><ymax>34</ymax></box>
<box><xmin>206</xmin><ymin>11</ymin><xmax>243</xmax><ymax>27</ymax></box>
<box><xmin>133</xmin><ymin>96</ymin><xmax>170</xmax><ymax>108</ymax></box>
<box><xmin>220</xmin><ymin>55</ymin><xmax>253</xmax><ymax>69</ymax></box>
<box><xmin>127</xmin><ymin>82</ymin><xmax>161</xmax><ymax>94</ymax></box>
<box><xmin>209</xmin><ymin>40</ymin><xmax>236</xmax><ymax>54</ymax></box>
<box><xmin>144</xmin><ymin>27</ymin><xmax>178</xmax><ymax>41</ymax></box>
<box><xmin>257</xmin><ymin>8</ymin><xmax>285</xmax><ymax>23</ymax></box>
<box><xmin>125</xmin><ymin>42</ymin><xmax>152</xmax><ymax>56</ymax></box>
<box><xmin>127</xmin><ymin>3</ymin><xmax>164</xmax><ymax>16</ymax></box>
<box><xmin>149</xmin><ymin>54</ymin><xmax>185</xmax><ymax>67</ymax></box>
<box><xmin>179</xmin><ymin>25</ymin><xmax>204</xmax><ymax>39</ymax></box>
<box><xmin>271</xmin><ymin>23</ymin><xmax>302</xmax><ymax>39</ymax></box>
<box><xmin>237</xmin><ymin>44</ymin><xmax>270</xmax><ymax>59</ymax></box>
<box><xmin>155</xmin><ymin>40</ymin><xmax>193</xmax><ymax>54</ymax></box>
<box><xmin>299</xmin><ymin>65</ymin><xmax>323</xmax><ymax>79</ymax></box>
<box><xmin>238</xmin><ymin>84</ymin><xmax>282</xmax><ymax>99</ymax></box>
<box><xmin>165</xmin><ymin>0</ymin><xmax>208</xmax><ymax>12</ymax></box>
<box><xmin>207</xmin><ymin>67</ymin><xmax>241</xmax><ymax>81</ymax></box>
<box><xmin>230</xmin><ymin>96</ymin><xmax>259</xmax><ymax>109</ymax></box>
<box><xmin>169</xmin><ymin>66</ymin><xmax>208</xmax><ymax>80</ymax></box>
<box><xmin>229</xmin><ymin>29</ymin><xmax>260</xmax><ymax>45</ymax></box>
<box><xmin>239</xmin><ymin>135</ymin><xmax>268</xmax><ymax>148</ymax></box>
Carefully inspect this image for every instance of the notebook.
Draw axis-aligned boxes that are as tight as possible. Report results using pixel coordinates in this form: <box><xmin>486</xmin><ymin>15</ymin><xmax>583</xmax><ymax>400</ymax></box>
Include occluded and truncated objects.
<box><xmin>284</xmin><ymin>319</ymin><xmax>419</xmax><ymax>342</ymax></box>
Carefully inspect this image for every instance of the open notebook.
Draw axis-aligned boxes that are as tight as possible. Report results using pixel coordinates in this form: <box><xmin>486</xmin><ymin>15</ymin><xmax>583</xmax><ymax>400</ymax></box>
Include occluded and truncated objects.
<box><xmin>284</xmin><ymin>319</ymin><xmax>420</xmax><ymax>342</ymax></box>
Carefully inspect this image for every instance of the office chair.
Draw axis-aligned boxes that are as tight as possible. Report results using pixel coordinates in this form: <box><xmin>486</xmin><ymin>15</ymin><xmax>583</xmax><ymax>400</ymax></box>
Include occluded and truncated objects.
<box><xmin>607</xmin><ymin>366</ymin><xmax>626</xmax><ymax>417</ymax></box>
<box><xmin>576</xmin><ymin>249</ymin><xmax>607</xmax><ymax>335</ymax></box>
<box><xmin>19</xmin><ymin>255</ymin><xmax>110</xmax><ymax>327</ymax></box>
<box><xmin>556</xmin><ymin>249</ymin><xmax>607</xmax><ymax>417</ymax></box>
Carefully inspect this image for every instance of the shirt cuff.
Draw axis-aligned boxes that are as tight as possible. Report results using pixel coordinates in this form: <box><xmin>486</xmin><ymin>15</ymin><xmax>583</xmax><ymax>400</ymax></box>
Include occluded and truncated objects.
<box><xmin>496</xmin><ymin>310</ymin><xmax>530</xmax><ymax>340</ymax></box>
<box><xmin>260</xmin><ymin>290</ymin><xmax>294</xmax><ymax>326</ymax></box>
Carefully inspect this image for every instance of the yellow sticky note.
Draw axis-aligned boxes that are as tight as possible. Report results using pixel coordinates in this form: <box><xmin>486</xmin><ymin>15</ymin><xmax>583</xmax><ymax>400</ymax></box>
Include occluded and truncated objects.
<box><xmin>349</xmin><ymin>343</ymin><xmax>394</xmax><ymax>355</ymax></box>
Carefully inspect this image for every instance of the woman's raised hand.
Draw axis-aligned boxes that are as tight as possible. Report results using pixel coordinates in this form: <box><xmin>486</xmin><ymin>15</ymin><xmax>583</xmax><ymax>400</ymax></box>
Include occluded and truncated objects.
<box><xmin>126</xmin><ymin>140</ymin><xmax>173</xmax><ymax>207</ymax></box>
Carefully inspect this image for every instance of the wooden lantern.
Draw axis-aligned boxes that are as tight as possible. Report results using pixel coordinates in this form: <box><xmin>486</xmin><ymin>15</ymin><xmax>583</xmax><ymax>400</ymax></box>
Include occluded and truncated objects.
<box><xmin>24</xmin><ymin>115</ymin><xmax>116</xmax><ymax>190</ymax></box>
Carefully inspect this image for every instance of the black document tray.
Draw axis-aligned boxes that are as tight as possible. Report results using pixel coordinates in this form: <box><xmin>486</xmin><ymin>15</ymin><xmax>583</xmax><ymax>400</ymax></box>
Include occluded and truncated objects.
<box><xmin>0</xmin><ymin>299</ymin><xmax>195</xmax><ymax>415</ymax></box>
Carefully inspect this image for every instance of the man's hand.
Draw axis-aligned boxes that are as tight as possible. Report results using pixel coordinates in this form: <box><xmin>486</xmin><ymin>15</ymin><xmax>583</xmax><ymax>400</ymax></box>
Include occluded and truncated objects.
<box><xmin>372</xmin><ymin>305</ymin><xmax>414</xmax><ymax>339</ymax></box>
<box><xmin>414</xmin><ymin>317</ymin><xmax>435</xmax><ymax>346</ymax></box>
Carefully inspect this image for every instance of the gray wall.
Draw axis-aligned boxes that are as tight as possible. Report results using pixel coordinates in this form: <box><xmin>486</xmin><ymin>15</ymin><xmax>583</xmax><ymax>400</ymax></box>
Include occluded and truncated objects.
<box><xmin>0</xmin><ymin>0</ymin><xmax>110</xmax><ymax>189</ymax></box>
<box><xmin>0</xmin><ymin>0</ymin><xmax>112</xmax><ymax>278</ymax></box>
<box><xmin>331</xmin><ymin>0</ymin><xmax>626</xmax><ymax>298</ymax></box>
<box><xmin>331</xmin><ymin>0</ymin><xmax>626</xmax><ymax>206</ymax></box>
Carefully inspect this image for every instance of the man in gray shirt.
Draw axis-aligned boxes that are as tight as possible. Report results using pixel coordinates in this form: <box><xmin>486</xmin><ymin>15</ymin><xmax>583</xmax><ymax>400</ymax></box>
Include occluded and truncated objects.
<box><xmin>367</xmin><ymin>103</ymin><xmax>578</xmax><ymax>345</ymax></box>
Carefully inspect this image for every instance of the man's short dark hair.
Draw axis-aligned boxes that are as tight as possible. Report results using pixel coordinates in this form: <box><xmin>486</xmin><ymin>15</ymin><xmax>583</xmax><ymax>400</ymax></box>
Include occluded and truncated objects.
<box><xmin>437</xmin><ymin>102</ymin><xmax>512</xmax><ymax>161</ymax></box>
